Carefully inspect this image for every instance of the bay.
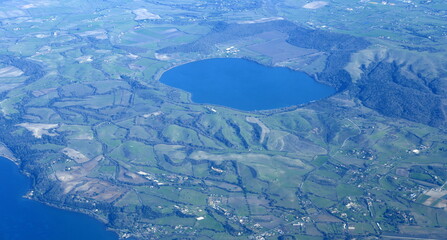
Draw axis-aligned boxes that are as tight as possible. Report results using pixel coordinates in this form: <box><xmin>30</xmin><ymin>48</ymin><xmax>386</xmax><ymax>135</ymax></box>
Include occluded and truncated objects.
<box><xmin>0</xmin><ymin>158</ymin><xmax>118</xmax><ymax>240</ymax></box>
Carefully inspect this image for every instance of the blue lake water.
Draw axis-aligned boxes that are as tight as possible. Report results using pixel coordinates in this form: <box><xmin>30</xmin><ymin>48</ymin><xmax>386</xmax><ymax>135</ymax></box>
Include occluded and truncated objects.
<box><xmin>0</xmin><ymin>158</ymin><xmax>118</xmax><ymax>240</ymax></box>
<box><xmin>160</xmin><ymin>58</ymin><xmax>335</xmax><ymax>111</ymax></box>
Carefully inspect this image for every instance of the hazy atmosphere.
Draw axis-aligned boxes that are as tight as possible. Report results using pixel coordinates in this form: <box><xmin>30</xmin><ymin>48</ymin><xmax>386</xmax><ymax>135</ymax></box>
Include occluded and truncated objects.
<box><xmin>0</xmin><ymin>0</ymin><xmax>446</xmax><ymax>239</ymax></box>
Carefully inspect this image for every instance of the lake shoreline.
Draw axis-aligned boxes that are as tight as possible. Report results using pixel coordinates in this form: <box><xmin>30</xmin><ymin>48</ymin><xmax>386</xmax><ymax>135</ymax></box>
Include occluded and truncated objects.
<box><xmin>159</xmin><ymin>57</ymin><xmax>335</xmax><ymax>111</ymax></box>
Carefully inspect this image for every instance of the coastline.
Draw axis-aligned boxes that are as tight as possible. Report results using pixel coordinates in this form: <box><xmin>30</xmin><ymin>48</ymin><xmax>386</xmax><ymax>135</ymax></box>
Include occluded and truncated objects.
<box><xmin>0</xmin><ymin>142</ymin><xmax>19</xmax><ymax>165</ymax></box>
<box><xmin>0</xmin><ymin>145</ymin><xmax>121</xmax><ymax>239</ymax></box>
<box><xmin>30</xmin><ymin>197</ymin><xmax>123</xmax><ymax>239</ymax></box>
<box><xmin>28</xmin><ymin>197</ymin><xmax>119</xmax><ymax>236</ymax></box>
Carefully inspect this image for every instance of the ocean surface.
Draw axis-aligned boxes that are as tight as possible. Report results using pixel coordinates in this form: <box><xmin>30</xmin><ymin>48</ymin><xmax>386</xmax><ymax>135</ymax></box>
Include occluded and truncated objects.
<box><xmin>0</xmin><ymin>158</ymin><xmax>118</xmax><ymax>240</ymax></box>
<box><xmin>160</xmin><ymin>58</ymin><xmax>335</xmax><ymax>111</ymax></box>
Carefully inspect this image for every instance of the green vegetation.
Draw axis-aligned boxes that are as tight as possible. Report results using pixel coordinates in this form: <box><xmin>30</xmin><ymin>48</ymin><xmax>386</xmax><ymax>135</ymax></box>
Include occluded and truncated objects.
<box><xmin>0</xmin><ymin>0</ymin><xmax>445</xmax><ymax>239</ymax></box>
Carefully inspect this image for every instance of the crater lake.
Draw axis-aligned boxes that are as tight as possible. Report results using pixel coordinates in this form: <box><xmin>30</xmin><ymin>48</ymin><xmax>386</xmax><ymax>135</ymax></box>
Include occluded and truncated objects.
<box><xmin>160</xmin><ymin>58</ymin><xmax>335</xmax><ymax>111</ymax></box>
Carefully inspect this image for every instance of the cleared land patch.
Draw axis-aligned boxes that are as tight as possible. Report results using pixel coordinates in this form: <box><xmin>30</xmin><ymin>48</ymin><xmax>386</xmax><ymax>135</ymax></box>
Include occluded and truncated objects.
<box><xmin>302</xmin><ymin>1</ymin><xmax>329</xmax><ymax>9</ymax></box>
<box><xmin>62</xmin><ymin>147</ymin><xmax>90</xmax><ymax>164</ymax></box>
<box><xmin>0</xmin><ymin>66</ymin><xmax>23</xmax><ymax>77</ymax></box>
<box><xmin>16</xmin><ymin>123</ymin><xmax>59</xmax><ymax>138</ymax></box>
<box><xmin>133</xmin><ymin>8</ymin><xmax>161</xmax><ymax>20</ymax></box>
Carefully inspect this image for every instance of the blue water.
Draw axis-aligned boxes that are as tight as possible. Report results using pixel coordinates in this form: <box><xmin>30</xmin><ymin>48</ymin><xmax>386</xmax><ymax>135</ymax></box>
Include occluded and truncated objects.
<box><xmin>160</xmin><ymin>58</ymin><xmax>335</xmax><ymax>110</ymax></box>
<box><xmin>0</xmin><ymin>158</ymin><xmax>118</xmax><ymax>240</ymax></box>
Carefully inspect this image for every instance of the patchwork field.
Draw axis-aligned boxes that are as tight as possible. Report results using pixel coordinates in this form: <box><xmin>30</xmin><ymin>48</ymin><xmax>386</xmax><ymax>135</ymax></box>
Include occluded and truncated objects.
<box><xmin>0</xmin><ymin>0</ymin><xmax>446</xmax><ymax>239</ymax></box>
